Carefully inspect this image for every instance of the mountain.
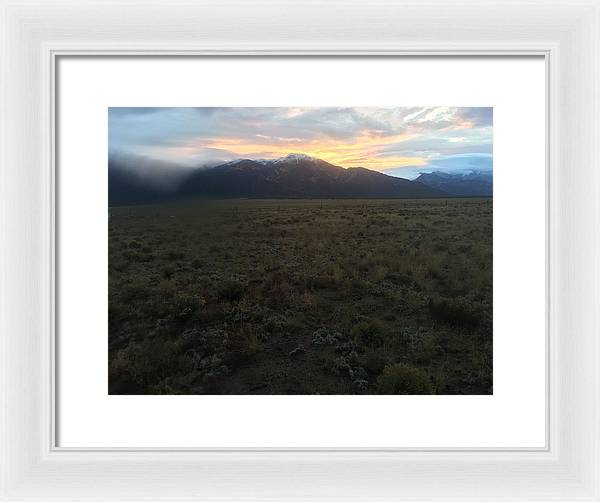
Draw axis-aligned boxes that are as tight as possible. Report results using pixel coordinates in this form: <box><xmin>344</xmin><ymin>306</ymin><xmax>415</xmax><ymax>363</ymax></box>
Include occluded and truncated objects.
<box><xmin>414</xmin><ymin>171</ymin><xmax>492</xmax><ymax>196</ymax></box>
<box><xmin>177</xmin><ymin>153</ymin><xmax>446</xmax><ymax>199</ymax></box>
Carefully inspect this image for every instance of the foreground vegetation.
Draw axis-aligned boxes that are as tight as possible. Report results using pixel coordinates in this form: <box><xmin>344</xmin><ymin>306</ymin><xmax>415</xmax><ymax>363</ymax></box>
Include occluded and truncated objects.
<box><xmin>109</xmin><ymin>198</ymin><xmax>492</xmax><ymax>394</ymax></box>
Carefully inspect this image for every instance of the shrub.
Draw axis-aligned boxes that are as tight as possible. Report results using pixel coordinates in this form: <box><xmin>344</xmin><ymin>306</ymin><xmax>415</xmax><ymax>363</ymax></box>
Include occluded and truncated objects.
<box><xmin>159</xmin><ymin>279</ymin><xmax>177</xmax><ymax>297</ymax></box>
<box><xmin>173</xmin><ymin>294</ymin><xmax>202</xmax><ymax>318</ymax></box>
<box><xmin>376</xmin><ymin>363</ymin><xmax>432</xmax><ymax>394</ymax></box>
<box><xmin>398</xmin><ymin>327</ymin><xmax>426</xmax><ymax>353</ymax></box>
<box><xmin>332</xmin><ymin>355</ymin><xmax>353</xmax><ymax>376</ymax></box>
<box><xmin>161</xmin><ymin>265</ymin><xmax>175</xmax><ymax>279</ymax></box>
<box><xmin>312</xmin><ymin>327</ymin><xmax>342</xmax><ymax>346</ymax></box>
<box><xmin>167</xmin><ymin>250</ymin><xmax>186</xmax><ymax>260</ymax></box>
<box><xmin>261</xmin><ymin>272</ymin><xmax>293</xmax><ymax>305</ymax></box>
<box><xmin>350</xmin><ymin>319</ymin><xmax>385</xmax><ymax>347</ymax></box>
<box><xmin>123</xmin><ymin>250</ymin><xmax>151</xmax><ymax>263</ymax></box>
<box><xmin>120</xmin><ymin>280</ymin><xmax>150</xmax><ymax>302</ymax></box>
<box><xmin>108</xmin><ymin>302</ymin><xmax>124</xmax><ymax>329</ymax></box>
<box><xmin>428</xmin><ymin>295</ymin><xmax>482</xmax><ymax>327</ymax></box>
<box><xmin>218</xmin><ymin>279</ymin><xmax>245</xmax><ymax>301</ymax></box>
<box><xmin>263</xmin><ymin>314</ymin><xmax>286</xmax><ymax>333</ymax></box>
<box><xmin>182</xmin><ymin>327</ymin><xmax>228</xmax><ymax>355</ymax></box>
<box><xmin>224</xmin><ymin>324</ymin><xmax>262</xmax><ymax>369</ymax></box>
<box><xmin>371</xmin><ymin>265</ymin><xmax>388</xmax><ymax>281</ymax></box>
<box><xmin>305</xmin><ymin>274</ymin><xmax>336</xmax><ymax>290</ymax></box>
<box><xmin>110</xmin><ymin>337</ymin><xmax>184</xmax><ymax>390</ymax></box>
<box><xmin>284</xmin><ymin>314</ymin><xmax>305</xmax><ymax>333</ymax></box>
<box><xmin>362</xmin><ymin>349</ymin><xmax>389</xmax><ymax>375</ymax></box>
<box><xmin>353</xmin><ymin>379</ymin><xmax>369</xmax><ymax>393</ymax></box>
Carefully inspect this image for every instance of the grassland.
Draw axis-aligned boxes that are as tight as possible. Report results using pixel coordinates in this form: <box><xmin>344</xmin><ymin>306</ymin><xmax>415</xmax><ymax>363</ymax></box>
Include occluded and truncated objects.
<box><xmin>108</xmin><ymin>198</ymin><xmax>492</xmax><ymax>394</ymax></box>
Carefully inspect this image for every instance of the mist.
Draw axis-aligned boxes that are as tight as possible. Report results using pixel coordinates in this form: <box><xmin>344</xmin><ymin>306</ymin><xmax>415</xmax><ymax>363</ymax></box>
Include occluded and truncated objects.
<box><xmin>108</xmin><ymin>151</ymin><xmax>198</xmax><ymax>192</ymax></box>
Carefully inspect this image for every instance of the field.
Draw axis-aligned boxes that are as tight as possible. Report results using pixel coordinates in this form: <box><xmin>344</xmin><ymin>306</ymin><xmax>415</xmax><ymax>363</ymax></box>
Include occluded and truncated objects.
<box><xmin>108</xmin><ymin>198</ymin><xmax>492</xmax><ymax>395</ymax></box>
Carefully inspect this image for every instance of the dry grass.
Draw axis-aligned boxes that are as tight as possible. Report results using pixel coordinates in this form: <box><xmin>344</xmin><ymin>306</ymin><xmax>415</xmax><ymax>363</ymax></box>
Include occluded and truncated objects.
<box><xmin>109</xmin><ymin>198</ymin><xmax>492</xmax><ymax>394</ymax></box>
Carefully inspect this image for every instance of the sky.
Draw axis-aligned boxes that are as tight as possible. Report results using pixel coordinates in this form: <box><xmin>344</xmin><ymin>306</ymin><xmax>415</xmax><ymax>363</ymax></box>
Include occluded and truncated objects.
<box><xmin>108</xmin><ymin>107</ymin><xmax>492</xmax><ymax>179</ymax></box>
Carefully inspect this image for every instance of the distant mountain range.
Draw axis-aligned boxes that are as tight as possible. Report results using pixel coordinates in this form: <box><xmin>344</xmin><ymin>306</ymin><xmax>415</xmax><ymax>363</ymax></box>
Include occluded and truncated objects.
<box><xmin>414</xmin><ymin>170</ymin><xmax>493</xmax><ymax>196</ymax></box>
<box><xmin>108</xmin><ymin>153</ymin><xmax>492</xmax><ymax>205</ymax></box>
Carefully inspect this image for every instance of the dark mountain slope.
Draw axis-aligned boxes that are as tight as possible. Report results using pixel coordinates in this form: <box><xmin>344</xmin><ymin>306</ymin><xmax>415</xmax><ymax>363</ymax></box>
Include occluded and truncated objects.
<box><xmin>338</xmin><ymin>167</ymin><xmax>441</xmax><ymax>197</ymax></box>
<box><xmin>178</xmin><ymin>154</ymin><xmax>446</xmax><ymax>198</ymax></box>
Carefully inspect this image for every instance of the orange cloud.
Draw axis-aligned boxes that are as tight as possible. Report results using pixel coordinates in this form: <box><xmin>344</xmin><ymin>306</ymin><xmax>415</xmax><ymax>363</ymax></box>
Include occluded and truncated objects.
<box><xmin>177</xmin><ymin>129</ymin><xmax>425</xmax><ymax>171</ymax></box>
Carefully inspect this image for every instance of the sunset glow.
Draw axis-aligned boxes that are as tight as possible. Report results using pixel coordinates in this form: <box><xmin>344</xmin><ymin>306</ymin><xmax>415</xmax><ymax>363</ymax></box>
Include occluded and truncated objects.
<box><xmin>109</xmin><ymin>107</ymin><xmax>492</xmax><ymax>178</ymax></box>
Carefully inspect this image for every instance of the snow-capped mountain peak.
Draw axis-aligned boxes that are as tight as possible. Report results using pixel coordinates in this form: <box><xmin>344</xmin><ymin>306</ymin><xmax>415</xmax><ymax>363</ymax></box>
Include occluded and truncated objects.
<box><xmin>220</xmin><ymin>153</ymin><xmax>322</xmax><ymax>169</ymax></box>
<box><xmin>273</xmin><ymin>153</ymin><xmax>319</xmax><ymax>164</ymax></box>
<box><xmin>220</xmin><ymin>159</ymin><xmax>250</xmax><ymax>167</ymax></box>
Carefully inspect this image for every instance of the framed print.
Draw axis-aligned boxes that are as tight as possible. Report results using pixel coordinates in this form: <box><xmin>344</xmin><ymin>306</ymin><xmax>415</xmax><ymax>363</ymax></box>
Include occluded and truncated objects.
<box><xmin>1</xmin><ymin>1</ymin><xmax>599</xmax><ymax>501</ymax></box>
<box><xmin>55</xmin><ymin>56</ymin><xmax>545</xmax><ymax>449</ymax></box>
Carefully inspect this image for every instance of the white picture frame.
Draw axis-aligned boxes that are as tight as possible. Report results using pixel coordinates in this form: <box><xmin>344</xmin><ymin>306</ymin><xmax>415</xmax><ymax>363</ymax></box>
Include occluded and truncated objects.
<box><xmin>1</xmin><ymin>0</ymin><xmax>599</xmax><ymax>500</ymax></box>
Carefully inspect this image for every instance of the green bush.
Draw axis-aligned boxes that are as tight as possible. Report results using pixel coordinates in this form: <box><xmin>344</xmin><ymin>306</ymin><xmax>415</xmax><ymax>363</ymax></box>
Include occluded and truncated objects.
<box><xmin>376</xmin><ymin>363</ymin><xmax>432</xmax><ymax>394</ymax></box>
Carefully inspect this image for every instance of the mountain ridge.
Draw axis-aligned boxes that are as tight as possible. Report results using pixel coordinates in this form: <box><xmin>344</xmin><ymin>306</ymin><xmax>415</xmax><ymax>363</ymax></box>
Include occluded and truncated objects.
<box><xmin>414</xmin><ymin>170</ymin><xmax>492</xmax><ymax>196</ymax></box>
<box><xmin>108</xmin><ymin>153</ymin><xmax>495</xmax><ymax>205</ymax></box>
<box><xmin>178</xmin><ymin>154</ymin><xmax>445</xmax><ymax>199</ymax></box>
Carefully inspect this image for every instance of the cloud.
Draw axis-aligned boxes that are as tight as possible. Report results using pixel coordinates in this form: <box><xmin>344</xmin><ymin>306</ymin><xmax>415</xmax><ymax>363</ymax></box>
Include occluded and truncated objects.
<box><xmin>457</xmin><ymin>107</ymin><xmax>493</xmax><ymax>127</ymax></box>
<box><xmin>383</xmin><ymin>153</ymin><xmax>493</xmax><ymax>180</ymax></box>
<box><xmin>109</xmin><ymin>107</ymin><xmax>165</xmax><ymax>117</ymax></box>
<box><xmin>108</xmin><ymin>107</ymin><xmax>493</xmax><ymax>173</ymax></box>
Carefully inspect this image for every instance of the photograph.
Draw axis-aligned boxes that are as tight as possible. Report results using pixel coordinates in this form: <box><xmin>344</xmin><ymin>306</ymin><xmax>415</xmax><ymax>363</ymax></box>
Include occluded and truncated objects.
<box><xmin>108</xmin><ymin>106</ymin><xmax>493</xmax><ymax>395</ymax></box>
